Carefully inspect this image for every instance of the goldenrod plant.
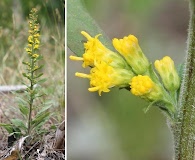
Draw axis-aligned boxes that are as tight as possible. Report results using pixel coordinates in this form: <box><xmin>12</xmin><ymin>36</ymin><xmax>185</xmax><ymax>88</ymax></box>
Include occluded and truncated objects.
<box><xmin>23</xmin><ymin>8</ymin><xmax>44</xmax><ymax>136</ymax></box>
<box><xmin>68</xmin><ymin>0</ymin><xmax>195</xmax><ymax>159</ymax></box>
<box><xmin>0</xmin><ymin>8</ymin><xmax>51</xmax><ymax>141</ymax></box>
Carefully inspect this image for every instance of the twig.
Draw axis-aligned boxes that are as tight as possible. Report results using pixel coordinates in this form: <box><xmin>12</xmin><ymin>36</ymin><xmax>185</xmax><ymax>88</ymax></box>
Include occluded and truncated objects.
<box><xmin>0</xmin><ymin>85</ymin><xmax>27</xmax><ymax>93</ymax></box>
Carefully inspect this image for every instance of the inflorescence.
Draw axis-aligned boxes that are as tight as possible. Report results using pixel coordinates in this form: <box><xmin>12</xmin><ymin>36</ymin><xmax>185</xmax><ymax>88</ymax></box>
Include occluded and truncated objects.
<box><xmin>70</xmin><ymin>31</ymin><xmax>180</xmax><ymax>118</ymax></box>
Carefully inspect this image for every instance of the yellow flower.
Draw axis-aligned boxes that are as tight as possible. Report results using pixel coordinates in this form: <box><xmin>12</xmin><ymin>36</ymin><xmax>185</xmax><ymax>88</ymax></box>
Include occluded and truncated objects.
<box><xmin>130</xmin><ymin>75</ymin><xmax>163</xmax><ymax>101</ymax></box>
<box><xmin>70</xmin><ymin>31</ymin><xmax>129</xmax><ymax>69</ymax></box>
<box><xmin>154</xmin><ymin>56</ymin><xmax>180</xmax><ymax>91</ymax></box>
<box><xmin>28</xmin><ymin>44</ymin><xmax>32</xmax><ymax>47</ymax></box>
<box><xmin>26</xmin><ymin>8</ymin><xmax>40</xmax><ymax>57</ymax></box>
<box><xmin>28</xmin><ymin>35</ymin><xmax>33</xmax><ymax>44</ymax></box>
<box><xmin>34</xmin><ymin>33</ymin><xmax>40</xmax><ymax>38</ymax></box>
<box><xmin>75</xmin><ymin>61</ymin><xmax>134</xmax><ymax>96</ymax></box>
<box><xmin>34</xmin><ymin>45</ymin><xmax>39</xmax><ymax>49</ymax></box>
<box><xmin>33</xmin><ymin>65</ymin><xmax>39</xmax><ymax>70</ymax></box>
<box><xmin>113</xmin><ymin>35</ymin><xmax>149</xmax><ymax>74</ymax></box>
<box><xmin>32</xmin><ymin>54</ymin><xmax>39</xmax><ymax>58</ymax></box>
<box><xmin>33</xmin><ymin>25</ymin><xmax>39</xmax><ymax>32</ymax></box>
<box><xmin>35</xmin><ymin>39</ymin><xmax>40</xmax><ymax>44</ymax></box>
<box><xmin>25</xmin><ymin>47</ymin><xmax>32</xmax><ymax>53</ymax></box>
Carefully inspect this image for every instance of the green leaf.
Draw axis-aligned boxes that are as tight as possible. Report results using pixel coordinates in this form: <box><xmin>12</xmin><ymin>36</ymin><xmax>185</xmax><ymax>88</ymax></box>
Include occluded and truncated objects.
<box><xmin>22</xmin><ymin>73</ymin><xmax>28</xmax><ymax>78</ymax></box>
<box><xmin>147</xmin><ymin>64</ymin><xmax>161</xmax><ymax>84</ymax></box>
<box><xmin>34</xmin><ymin>73</ymin><xmax>43</xmax><ymax>79</ymax></box>
<box><xmin>36</xmin><ymin>55</ymin><xmax>43</xmax><ymax>61</ymax></box>
<box><xmin>37</xmin><ymin>103</ymin><xmax>52</xmax><ymax>115</ymax></box>
<box><xmin>10</xmin><ymin>119</ymin><xmax>27</xmax><ymax>130</ymax></box>
<box><xmin>143</xmin><ymin>101</ymin><xmax>157</xmax><ymax>113</ymax></box>
<box><xmin>0</xmin><ymin>123</ymin><xmax>13</xmax><ymax>134</ymax></box>
<box><xmin>22</xmin><ymin>61</ymin><xmax>30</xmax><ymax>66</ymax></box>
<box><xmin>33</xmin><ymin>64</ymin><xmax>44</xmax><ymax>72</ymax></box>
<box><xmin>19</xmin><ymin>104</ymin><xmax>29</xmax><ymax>116</ymax></box>
<box><xmin>67</xmin><ymin>0</ymin><xmax>114</xmax><ymax>56</ymax></box>
<box><xmin>22</xmin><ymin>73</ymin><xmax>32</xmax><ymax>81</ymax></box>
<box><xmin>37</xmin><ymin>78</ymin><xmax>47</xmax><ymax>84</ymax></box>
<box><xmin>31</xmin><ymin>111</ymin><xmax>50</xmax><ymax>128</ymax></box>
<box><xmin>16</xmin><ymin>96</ymin><xmax>28</xmax><ymax>104</ymax></box>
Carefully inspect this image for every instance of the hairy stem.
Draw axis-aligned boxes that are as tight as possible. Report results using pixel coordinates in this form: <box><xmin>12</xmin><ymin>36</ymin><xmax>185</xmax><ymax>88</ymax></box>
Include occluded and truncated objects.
<box><xmin>173</xmin><ymin>0</ymin><xmax>195</xmax><ymax>159</ymax></box>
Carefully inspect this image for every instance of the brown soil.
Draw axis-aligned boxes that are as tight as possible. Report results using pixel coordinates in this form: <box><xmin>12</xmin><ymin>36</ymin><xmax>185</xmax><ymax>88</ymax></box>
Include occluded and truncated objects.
<box><xmin>0</xmin><ymin>93</ymin><xmax>65</xmax><ymax>159</ymax></box>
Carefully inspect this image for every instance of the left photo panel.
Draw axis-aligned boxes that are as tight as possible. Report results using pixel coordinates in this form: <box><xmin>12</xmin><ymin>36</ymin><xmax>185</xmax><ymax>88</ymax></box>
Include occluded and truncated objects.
<box><xmin>0</xmin><ymin>1</ymin><xmax>65</xmax><ymax>159</ymax></box>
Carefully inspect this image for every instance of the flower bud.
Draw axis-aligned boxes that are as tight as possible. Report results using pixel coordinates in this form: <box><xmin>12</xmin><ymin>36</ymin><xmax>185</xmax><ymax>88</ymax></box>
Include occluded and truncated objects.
<box><xmin>130</xmin><ymin>75</ymin><xmax>163</xmax><ymax>101</ymax></box>
<box><xmin>113</xmin><ymin>35</ymin><xmax>149</xmax><ymax>74</ymax></box>
<box><xmin>154</xmin><ymin>56</ymin><xmax>180</xmax><ymax>91</ymax></box>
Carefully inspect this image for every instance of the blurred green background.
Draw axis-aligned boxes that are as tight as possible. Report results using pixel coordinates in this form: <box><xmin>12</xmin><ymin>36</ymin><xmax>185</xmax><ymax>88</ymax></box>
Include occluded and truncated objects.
<box><xmin>67</xmin><ymin>0</ymin><xmax>188</xmax><ymax>160</ymax></box>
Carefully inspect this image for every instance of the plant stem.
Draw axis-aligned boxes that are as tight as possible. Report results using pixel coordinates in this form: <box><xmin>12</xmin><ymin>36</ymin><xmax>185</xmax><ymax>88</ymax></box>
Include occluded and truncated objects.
<box><xmin>173</xmin><ymin>0</ymin><xmax>195</xmax><ymax>159</ymax></box>
<box><xmin>27</xmin><ymin>55</ymin><xmax>35</xmax><ymax>135</ymax></box>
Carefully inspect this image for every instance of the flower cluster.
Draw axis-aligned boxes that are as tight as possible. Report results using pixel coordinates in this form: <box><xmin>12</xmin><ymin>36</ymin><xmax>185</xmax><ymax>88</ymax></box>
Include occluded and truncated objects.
<box><xmin>23</xmin><ymin>8</ymin><xmax>41</xmax><ymax>84</ymax></box>
<box><xmin>70</xmin><ymin>31</ymin><xmax>180</xmax><ymax>117</ymax></box>
<box><xmin>70</xmin><ymin>31</ymin><xmax>134</xmax><ymax>96</ymax></box>
<box><xmin>25</xmin><ymin>8</ymin><xmax>40</xmax><ymax>59</ymax></box>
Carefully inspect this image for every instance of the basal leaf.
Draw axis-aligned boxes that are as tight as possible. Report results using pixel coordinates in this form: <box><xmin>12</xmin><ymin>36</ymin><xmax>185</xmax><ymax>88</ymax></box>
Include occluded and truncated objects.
<box><xmin>0</xmin><ymin>123</ymin><xmax>13</xmax><ymax>134</ymax></box>
<box><xmin>10</xmin><ymin>119</ymin><xmax>27</xmax><ymax>130</ymax></box>
<box><xmin>67</xmin><ymin>0</ymin><xmax>114</xmax><ymax>56</ymax></box>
